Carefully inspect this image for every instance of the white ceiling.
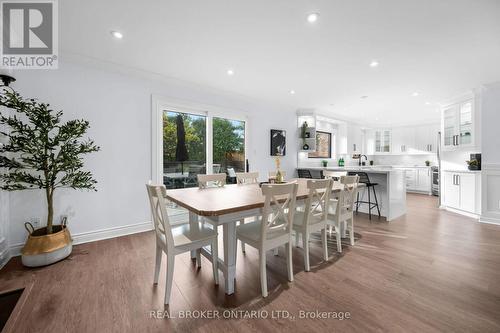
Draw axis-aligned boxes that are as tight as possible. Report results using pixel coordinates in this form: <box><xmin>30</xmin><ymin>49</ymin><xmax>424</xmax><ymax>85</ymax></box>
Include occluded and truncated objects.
<box><xmin>60</xmin><ymin>0</ymin><xmax>500</xmax><ymax>126</ymax></box>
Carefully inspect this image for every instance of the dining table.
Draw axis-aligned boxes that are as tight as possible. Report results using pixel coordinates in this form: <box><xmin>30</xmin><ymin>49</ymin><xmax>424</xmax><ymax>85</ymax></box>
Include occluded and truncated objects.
<box><xmin>165</xmin><ymin>178</ymin><xmax>363</xmax><ymax>295</ymax></box>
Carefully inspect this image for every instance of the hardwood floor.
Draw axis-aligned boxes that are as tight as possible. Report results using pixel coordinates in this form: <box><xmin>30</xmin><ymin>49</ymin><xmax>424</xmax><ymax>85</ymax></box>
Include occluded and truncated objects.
<box><xmin>1</xmin><ymin>194</ymin><xmax>500</xmax><ymax>332</ymax></box>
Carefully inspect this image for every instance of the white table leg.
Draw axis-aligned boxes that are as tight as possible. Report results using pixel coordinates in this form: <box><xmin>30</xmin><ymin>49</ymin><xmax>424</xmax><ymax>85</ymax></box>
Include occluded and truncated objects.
<box><xmin>223</xmin><ymin>221</ymin><xmax>237</xmax><ymax>295</ymax></box>
<box><xmin>189</xmin><ymin>211</ymin><xmax>198</xmax><ymax>259</ymax></box>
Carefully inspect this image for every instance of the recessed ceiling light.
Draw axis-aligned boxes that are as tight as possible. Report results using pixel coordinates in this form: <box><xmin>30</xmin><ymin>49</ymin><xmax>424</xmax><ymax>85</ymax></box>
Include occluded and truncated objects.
<box><xmin>412</xmin><ymin>92</ymin><xmax>419</xmax><ymax>97</ymax></box>
<box><xmin>110</xmin><ymin>30</ymin><xmax>123</xmax><ymax>39</ymax></box>
<box><xmin>226</xmin><ymin>69</ymin><xmax>234</xmax><ymax>76</ymax></box>
<box><xmin>360</xmin><ymin>95</ymin><xmax>368</xmax><ymax>99</ymax></box>
<box><xmin>425</xmin><ymin>101</ymin><xmax>431</xmax><ymax>105</ymax></box>
<box><xmin>369</xmin><ymin>60</ymin><xmax>379</xmax><ymax>68</ymax></box>
<box><xmin>289</xmin><ymin>89</ymin><xmax>296</xmax><ymax>95</ymax></box>
<box><xmin>307</xmin><ymin>12</ymin><xmax>320</xmax><ymax>23</ymax></box>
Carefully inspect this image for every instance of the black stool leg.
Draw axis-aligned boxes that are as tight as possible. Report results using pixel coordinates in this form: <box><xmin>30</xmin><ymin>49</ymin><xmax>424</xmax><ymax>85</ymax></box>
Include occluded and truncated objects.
<box><xmin>356</xmin><ymin>192</ymin><xmax>360</xmax><ymax>214</ymax></box>
<box><xmin>367</xmin><ymin>185</ymin><xmax>372</xmax><ymax>220</ymax></box>
<box><xmin>372</xmin><ymin>185</ymin><xmax>381</xmax><ymax>219</ymax></box>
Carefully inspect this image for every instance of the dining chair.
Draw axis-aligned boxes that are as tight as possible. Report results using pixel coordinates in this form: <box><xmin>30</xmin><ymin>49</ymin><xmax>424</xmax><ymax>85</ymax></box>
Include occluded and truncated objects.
<box><xmin>297</xmin><ymin>169</ymin><xmax>313</xmax><ymax>178</ymax></box>
<box><xmin>146</xmin><ymin>184</ymin><xmax>219</xmax><ymax>305</ymax></box>
<box><xmin>326</xmin><ymin>175</ymin><xmax>360</xmax><ymax>252</ymax></box>
<box><xmin>197</xmin><ymin>173</ymin><xmax>226</xmax><ymax>188</ymax></box>
<box><xmin>292</xmin><ymin>179</ymin><xmax>332</xmax><ymax>271</ymax></box>
<box><xmin>236</xmin><ymin>182</ymin><xmax>298</xmax><ymax>297</ymax></box>
<box><xmin>235</xmin><ymin>172</ymin><xmax>259</xmax><ymax>184</ymax></box>
<box><xmin>268</xmin><ymin>170</ymin><xmax>287</xmax><ymax>179</ymax></box>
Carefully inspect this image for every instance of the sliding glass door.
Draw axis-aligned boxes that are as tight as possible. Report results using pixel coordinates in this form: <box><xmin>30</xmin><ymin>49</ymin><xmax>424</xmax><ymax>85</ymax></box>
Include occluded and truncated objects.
<box><xmin>212</xmin><ymin>117</ymin><xmax>245</xmax><ymax>176</ymax></box>
<box><xmin>163</xmin><ymin>111</ymin><xmax>207</xmax><ymax>189</ymax></box>
<box><xmin>161</xmin><ymin>109</ymin><xmax>246</xmax><ymax>189</ymax></box>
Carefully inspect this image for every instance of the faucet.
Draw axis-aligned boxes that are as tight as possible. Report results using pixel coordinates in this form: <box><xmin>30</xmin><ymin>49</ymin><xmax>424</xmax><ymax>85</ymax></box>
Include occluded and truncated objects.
<box><xmin>359</xmin><ymin>155</ymin><xmax>367</xmax><ymax>166</ymax></box>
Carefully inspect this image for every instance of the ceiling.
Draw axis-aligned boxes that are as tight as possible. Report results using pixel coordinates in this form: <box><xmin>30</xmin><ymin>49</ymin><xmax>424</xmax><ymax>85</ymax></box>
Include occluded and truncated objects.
<box><xmin>59</xmin><ymin>0</ymin><xmax>500</xmax><ymax>126</ymax></box>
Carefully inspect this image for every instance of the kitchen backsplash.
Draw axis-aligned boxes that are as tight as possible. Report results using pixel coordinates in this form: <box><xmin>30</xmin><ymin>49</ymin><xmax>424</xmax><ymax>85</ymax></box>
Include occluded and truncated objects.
<box><xmin>368</xmin><ymin>154</ymin><xmax>438</xmax><ymax>167</ymax></box>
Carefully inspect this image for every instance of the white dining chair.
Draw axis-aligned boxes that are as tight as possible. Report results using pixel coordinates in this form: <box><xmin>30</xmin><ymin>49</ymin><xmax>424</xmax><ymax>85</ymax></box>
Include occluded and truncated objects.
<box><xmin>326</xmin><ymin>175</ymin><xmax>360</xmax><ymax>252</ymax></box>
<box><xmin>236</xmin><ymin>182</ymin><xmax>298</xmax><ymax>297</ymax></box>
<box><xmin>197</xmin><ymin>173</ymin><xmax>226</xmax><ymax>188</ymax></box>
<box><xmin>292</xmin><ymin>179</ymin><xmax>332</xmax><ymax>271</ymax></box>
<box><xmin>146</xmin><ymin>184</ymin><xmax>219</xmax><ymax>305</ymax></box>
<box><xmin>268</xmin><ymin>170</ymin><xmax>287</xmax><ymax>180</ymax></box>
<box><xmin>233</xmin><ymin>172</ymin><xmax>260</xmax><ymax>253</ymax></box>
<box><xmin>235</xmin><ymin>172</ymin><xmax>259</xmax><ymax>184</ymax></box>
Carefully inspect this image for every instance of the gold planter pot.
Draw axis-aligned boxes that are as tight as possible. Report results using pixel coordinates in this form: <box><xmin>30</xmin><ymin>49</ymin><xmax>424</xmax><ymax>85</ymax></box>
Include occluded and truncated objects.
<box><xmin>21</xmin><ymin>224</ymin><xmax>73</xmax><ymax>267</ymax></box>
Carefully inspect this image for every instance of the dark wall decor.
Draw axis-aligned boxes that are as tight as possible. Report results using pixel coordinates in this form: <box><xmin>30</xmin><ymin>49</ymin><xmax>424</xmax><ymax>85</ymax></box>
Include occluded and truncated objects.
<box><xmin>270</xmin><ymin>129</ymin><xmax>286</xmax><ymax>156</ymax></box>
<box><xmin>308</xmin><ymin>131</ymin><xmax>332</xmax><ymax>158</ymax></box>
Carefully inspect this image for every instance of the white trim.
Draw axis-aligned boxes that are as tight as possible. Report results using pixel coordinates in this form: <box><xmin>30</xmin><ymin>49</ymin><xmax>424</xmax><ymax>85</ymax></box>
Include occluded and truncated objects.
<box><xmin>480</xmin><ymin>163</ymin><xmax>500</xmax><ymax>225</ymax></box>
<box><xmin>8</xmin><ymin>221</ymin><xmax>153</xmax><ymax>258</ymax></box>
<box><xmin>443</xmin><ymin>206</ymin><xmax>480</xmax><ymax>219</ymax></box>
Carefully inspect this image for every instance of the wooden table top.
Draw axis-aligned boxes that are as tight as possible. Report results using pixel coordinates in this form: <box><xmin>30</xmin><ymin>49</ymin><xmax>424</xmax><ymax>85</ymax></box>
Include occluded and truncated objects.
<box><xmin>165</xmin><ymin>178</ymin><xmax>361</xmax><ymax>217</ymax></box>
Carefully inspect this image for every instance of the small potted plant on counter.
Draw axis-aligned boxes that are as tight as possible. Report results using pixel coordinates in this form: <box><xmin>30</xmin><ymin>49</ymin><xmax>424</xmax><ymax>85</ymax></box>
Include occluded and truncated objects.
<box><xmin>466</xmin><ymin>159</ymin><xmax>479</xmax><ymax>171</ymax></box>
<box><xmin>0</xmin><ymin>90</ymin><xmax>100</xmax><ymax>267</ymax></box>
<box><xmin>321</xmin><ymin>160</ymin><xmax>328</xmax><ymax>167</ymax></box>
<box><xmin>425</xmin><ymin>160</ymin><xmax>431</xmax><ymax>166</ymax></box>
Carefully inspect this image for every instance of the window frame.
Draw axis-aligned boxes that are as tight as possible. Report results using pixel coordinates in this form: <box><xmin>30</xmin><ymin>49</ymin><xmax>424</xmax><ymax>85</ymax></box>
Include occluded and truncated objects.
<box><xmin>151</xmin><ymin>95</ymin><xmax>248</xmax><ymax>185</ymax></box>
<box><xmin>308</xmin><ymin>131</ymin><xmax>332</xmax><ymax>159</ymax></box>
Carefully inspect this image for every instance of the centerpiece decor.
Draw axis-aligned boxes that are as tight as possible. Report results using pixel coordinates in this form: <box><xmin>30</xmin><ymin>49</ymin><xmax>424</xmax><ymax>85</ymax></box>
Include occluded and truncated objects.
<box><xmin>0</xmin><ymin>90</ymin><xmax>100</xmax><ymax>267</ymax></box>
<box><xmin>275</xmin><ymin>156</ymin><xmax>284</xmax><ymax>183</ymax></box>
<box><xmin>300</xmin><ymin>121</ymin><xmax>309</xmax><ymax>150</ymax></box>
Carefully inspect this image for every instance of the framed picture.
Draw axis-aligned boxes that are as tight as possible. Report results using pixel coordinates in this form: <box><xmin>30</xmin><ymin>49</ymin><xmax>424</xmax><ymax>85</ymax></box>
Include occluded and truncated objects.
<box><xmin>270</xmin><ymin>129</ymin><xmax>286</xmax><ymax>156</ymax></box>
<box><xmin>308</xmin><ymin>131</ymin><xmax>331</xmax><ymax>158</ymax></box>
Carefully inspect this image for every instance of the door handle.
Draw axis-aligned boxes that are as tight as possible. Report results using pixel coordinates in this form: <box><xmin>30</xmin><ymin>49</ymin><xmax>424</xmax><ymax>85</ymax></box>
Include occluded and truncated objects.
<box><xmin>429</xmin><ymin>144</ymin><xmax>432</xmax><ymax>151</ymax></box>
<box><xmin>453</xmin><ymin>174</ymin><xmax>457</xmax><ymax>185</ymax></box>
<box><xmin>353</xmin><ymin>144</ymin><xmax>356</xmax><ymax>151</ymax></box>
<box><xmin>456</xmin><ymin>174</ymin><xmax>460</xmax><ymax>186</ymax></box>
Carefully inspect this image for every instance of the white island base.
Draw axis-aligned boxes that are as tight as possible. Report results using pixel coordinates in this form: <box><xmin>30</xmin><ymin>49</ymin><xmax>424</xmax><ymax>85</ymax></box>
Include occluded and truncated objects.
<box><xmin>297</xmin><ymin>167</ymin><xmax>407</xmax><ymax>221</ymax></box>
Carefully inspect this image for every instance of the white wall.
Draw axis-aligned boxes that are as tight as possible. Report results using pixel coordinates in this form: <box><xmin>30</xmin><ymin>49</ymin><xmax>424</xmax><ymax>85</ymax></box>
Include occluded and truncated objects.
<box><xmin>370</xmin><ymin>154</ymin><xmax>438</xmax><ymax>167</ymax></box>
<box><xmin>7</xmin><ymin>60</ymin><xmax>297</xmax><ymax>251</ymax></box>
<box><xmin>480</xmin><ymin>81</ymin><xmax>500</xmax><ymax>224</ymax></box>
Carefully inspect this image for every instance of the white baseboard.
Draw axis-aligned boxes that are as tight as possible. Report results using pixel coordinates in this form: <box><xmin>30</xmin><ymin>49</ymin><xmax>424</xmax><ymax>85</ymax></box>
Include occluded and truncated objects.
<box><xmin>479</xmin><ymin>215</ymin><xmax>500</xmax><ymax>225</ymax></box>
<box><xmin>443</xmin><ymin>206</ymin><xmax>480</xmax><ymax>219</ymax></box>
<box><xmin>8</xmin><ymin>221</ymin><xmax>154</xmax><ymax>258</ymax></box>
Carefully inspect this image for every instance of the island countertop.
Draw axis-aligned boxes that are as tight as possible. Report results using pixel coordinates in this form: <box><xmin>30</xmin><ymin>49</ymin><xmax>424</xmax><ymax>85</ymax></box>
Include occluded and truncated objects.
<box><xmin>299</xmin><ymin>166</ymin><xmax>399</xmax><ymax>175</ymax></box>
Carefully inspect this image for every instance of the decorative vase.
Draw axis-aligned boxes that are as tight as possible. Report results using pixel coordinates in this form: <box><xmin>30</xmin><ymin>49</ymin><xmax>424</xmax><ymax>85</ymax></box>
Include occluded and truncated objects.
<box><xmin>21</xmin><ymin>223</ymin><xmax>73</xmax><ymax>267</ymax></box>
<box><xmin>276</xmin><ymin>169</ymin><xmax>284</xmax><ymax>183</ymax></box>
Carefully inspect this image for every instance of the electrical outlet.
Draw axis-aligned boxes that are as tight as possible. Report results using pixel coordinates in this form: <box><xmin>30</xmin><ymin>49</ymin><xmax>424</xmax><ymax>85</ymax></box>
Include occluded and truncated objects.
<box><xmin>31</xmin><ymin>217</ymin><xmax>41</xmax><ymax>228</ymax></box>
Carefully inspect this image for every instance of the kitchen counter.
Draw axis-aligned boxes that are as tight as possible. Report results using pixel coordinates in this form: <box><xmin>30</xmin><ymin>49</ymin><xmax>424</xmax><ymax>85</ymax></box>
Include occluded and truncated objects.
<box><xmin>442</xmin><ymin>169</ymin><xmax>482</xmax><ymax>173</ymax></box>
<box><xmin>296</xmin><ymin>166</ymin><xmax>407</xmax><ymax>221</ymax></box>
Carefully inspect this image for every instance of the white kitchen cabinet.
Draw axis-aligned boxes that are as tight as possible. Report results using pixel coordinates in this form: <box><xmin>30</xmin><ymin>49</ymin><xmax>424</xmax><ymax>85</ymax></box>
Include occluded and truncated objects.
<box><xmin>364</xmin><ymin>129</ymin><xmax>375</xmax><ymax>155</ymax></box>
<box><xmin>416</xmin><ymin>168</ymin><xmax>431</xmax><ymax>192</ymax></box>
<box><xmin>442</xmin><ymin>171</ymin><xmax>480</xmax><ymax>215</ymax></box>
<box><xmin>374</xmin><ymin>129</ymin><xmax>391</xmax><ymax>154</ymax></box>
<box><xmin>441</xmin><ymin>98</ymin><xmax>476</xmax><ymax>151</ymax></box>
<box><xmin>392</xmin><ymin>127</ymin><xmax>415</xmax><ymax>154</ymax></box>
<box><xmin>414</xmin><ymin>124</ymin><xmax>439</xmax><ymax>153</ymax></box>
<box><xmin>347</xmin><ymin>124</ymin><xmax>363</xmax><ymax>155</ymax></box>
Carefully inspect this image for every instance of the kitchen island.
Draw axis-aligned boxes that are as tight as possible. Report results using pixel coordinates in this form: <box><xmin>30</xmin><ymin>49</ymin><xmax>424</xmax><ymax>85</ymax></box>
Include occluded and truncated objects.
<box><xmin>297</xmin><ymin>166</ymin><xmax>406</xmax><ymax>221</ymax></box>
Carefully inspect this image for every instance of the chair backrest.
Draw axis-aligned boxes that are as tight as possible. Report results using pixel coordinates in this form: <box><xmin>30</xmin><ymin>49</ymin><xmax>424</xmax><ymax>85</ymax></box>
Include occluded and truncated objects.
<box><xmin>260</xmin><ymin>182</ymin><xmax>298</xmax><ymax>240</ymax></box>
<box><xmin>338</xmin><ymin>175</ymin><xmax>360</xmax><ymax>213</ymax></box>
<box><xmin>323</xmin><ymin>170</ymin><xmax>347</xmax><ymax>181</ymax></box>
<box><xmin>197</xmin><ymin>173</ymin><xmax>226</xmax><ymax>188</ymax></box>
<box><xmin>227</xmin><ymin>167</ymin><xmax>237</xmax><ymax>178</ymax></box>
<box><xmin>146</xmin><ymin>183</ymin><xmax>174</xmax><ymax>249</ymax></box>
<box><xmin>347</xmin><ymin>171</ymin><xmax>370</xmax><ymax>184</ymax></box>
<box><xmin>297</xmin><ymin>169</ymin><xmax>313</xmax><ymax>179</ymax></box>
<box><xmin>268</xmin><ymin>170</ymin><xmax>287</xmax><ymax>178</ymax></box>
<box><xmin>303</xmin><ymin>179</ymin><xmax>332</xmax><ymax>226</ymax></box>
<box><xmin>236</xmin><ymin>172</ymin><xmax>259</xmax><ymax>184</ymax></box>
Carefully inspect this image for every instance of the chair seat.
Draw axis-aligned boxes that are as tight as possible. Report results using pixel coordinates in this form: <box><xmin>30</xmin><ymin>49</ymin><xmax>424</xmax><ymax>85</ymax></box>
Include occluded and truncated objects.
<box><xmin>236</xmin><ymin>220</ymin><xmax>288</xmax><ymax>244</ymax></box>
<box><xmin>158</xmin><ymin>223</ymin><xmax>217</xmax><ymax>248</ymax></box>
<box><xmin>292</xmin><ymin>211</ymin><xmax>325</xmax><ymax>229</ymax></box>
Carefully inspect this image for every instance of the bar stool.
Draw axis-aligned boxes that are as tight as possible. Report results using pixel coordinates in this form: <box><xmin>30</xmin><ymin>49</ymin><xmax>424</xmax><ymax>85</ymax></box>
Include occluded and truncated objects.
<box><xmin>347</xmin><ymin>171</ymin><xmax>380</xmax><ymax>220</ymax></box>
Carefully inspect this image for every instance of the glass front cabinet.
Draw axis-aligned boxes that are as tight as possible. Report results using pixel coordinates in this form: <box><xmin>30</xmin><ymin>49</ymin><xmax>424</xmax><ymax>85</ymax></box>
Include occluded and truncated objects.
<box><xmin>441</xmin><ymin>98</ymin><xmax>475</xmax><ymax>150</ymax></box>
<box><xmin>374</xmin><ymin>129</ymin><xmax>391</xmax><ymax>154</ymax></box>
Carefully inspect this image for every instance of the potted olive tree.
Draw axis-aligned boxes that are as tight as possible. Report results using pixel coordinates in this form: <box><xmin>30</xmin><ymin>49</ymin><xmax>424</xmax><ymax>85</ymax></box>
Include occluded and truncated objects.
<box><xmin>0</xmin><ymin>90</ymin><xmax>100</xmax><ymax>267</ymax></box>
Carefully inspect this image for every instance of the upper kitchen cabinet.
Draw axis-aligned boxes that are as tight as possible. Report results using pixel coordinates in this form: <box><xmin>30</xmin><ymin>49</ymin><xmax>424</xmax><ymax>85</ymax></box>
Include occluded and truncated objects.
<box><xmin>414</xmin><ymin>123</ymin><xmax>440</xmax><ymax>153</ymax></box>
<box><xmin>392</xmin><ymin>127</ymin><xmax>415</xmax><ymax>154</ymax></box>
<box><xmin>374</xmin><ymin>129</ymin><xmax>391</xmax><ymax>154</ymax></box>
<box><xmin>347</xmin><ymin>124</ymin><xmax>364</xmax><ymax>155</ymax></box>
<box><xmin>441</xmin><ymin>94</ymin><xmax>479</xmax><ymax>151</ymax></box>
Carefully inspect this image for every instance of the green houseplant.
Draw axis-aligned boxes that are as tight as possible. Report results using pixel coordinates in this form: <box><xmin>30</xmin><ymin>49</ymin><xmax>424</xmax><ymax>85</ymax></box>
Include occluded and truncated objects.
<box><xmin>0</xmin><ymin>90</ymin><xmax>100</xmax><ymax>266</ymax></box>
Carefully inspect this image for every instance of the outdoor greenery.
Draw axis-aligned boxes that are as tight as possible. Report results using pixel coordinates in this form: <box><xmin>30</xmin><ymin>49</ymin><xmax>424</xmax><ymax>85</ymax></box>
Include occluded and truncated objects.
<box><xmin>163</xmin><ymin>112</ymin><xmax>244</xmax><ymax>170</ymax></box>
<box><xmin>0</xmin><ymin>90</ymin><xmax>100</xmax><ymax>234</ymax></box>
